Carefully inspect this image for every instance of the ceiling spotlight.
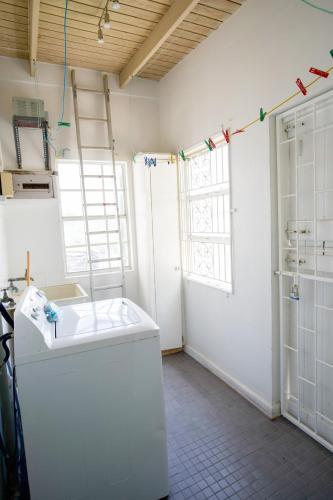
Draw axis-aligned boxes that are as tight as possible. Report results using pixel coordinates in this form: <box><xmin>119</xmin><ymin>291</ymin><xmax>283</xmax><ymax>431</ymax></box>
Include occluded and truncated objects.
<box><xmin>97</xmin><ymin>27</ymin><xmax>104</xmax><ymax>44</ymax></box>
<box><xmin>103</xmin><ymin>10</ymin><xmax>111</xmax><ymax>29</ymax></box>
<box><xmin>112</xmin><ymin>0</ymin><xmax>121</xmax><ymax>11</ymax></box>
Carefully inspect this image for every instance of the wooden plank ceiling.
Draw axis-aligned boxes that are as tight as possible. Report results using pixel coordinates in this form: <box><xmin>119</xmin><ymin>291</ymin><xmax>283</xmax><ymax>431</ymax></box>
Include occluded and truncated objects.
<box><xmin>0</xmin><ymin>0</ymin><xmax>245</xmax><ymax>82</ymax></box>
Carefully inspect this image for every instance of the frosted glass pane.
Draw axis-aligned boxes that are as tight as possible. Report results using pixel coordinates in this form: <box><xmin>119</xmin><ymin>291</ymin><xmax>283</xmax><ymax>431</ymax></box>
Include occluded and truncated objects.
<box><xmin>300</xmin><ymin>380</ymin><xmax>315</xmax><ymax>430</ymax></box>
<box><xmin>317</xmin><ymin>363</ymin><xmax>333</xmax><ymax>422</ymax></box>
<box><xmin>283</xmin><ymin>299</ymin><xmax>297</xmax><ymax>348</ymax></box>
<box><xmin>84</xmin><ymin>177</ymin><xmax>103</xmax><ymax>190</ymax></box>
<box><xmin>85</xmin><ymin>191</ymin><xmax>104</xmax><ymax>204</ymax></box>
<box><xmin>88</xmin><ymin>219</ymin><xmax>106</xmax><ymax>232</ymax></box>
<box><xmin>280</xmin><ymin>142</ymin><xmax>296</xmax><ymax>195</ymax></box>
<box><xmin>58</xmin><ymin>163</ymin><xmax>81</xmax><ymax>189</ymax></box>
<box><xmin>91</xmin><ymin>245</ymin><xmax>108</xmax><ymax>261</ymax></box>
<box><xmin>297</xmin><ymin>164</ymin><xmax>314</xmax><ymax>221</ymax></box>
<box><xmin>61</xmin><ymin>191</ymin><xmax>83</xmax><ymax>217</ymax></box>
<box><xmin>284</xmin><ymin>348</ymin><xmax>298</xmax><ymax>417</ymax></box>
<box><xmin>317</xmin><ymin>307</ymin><xmax>333</xmax><ymax>366</ymax></box>
<box><xmin>66</xmin><ymin>247</ymin><xmax>87</xmax><ymax>273</ymax></box>
<box><xmin>317</xmin><ymin>281</ymin><xmax>333</xmax><ymax>309</ymax></box>
<box><xmin>84</xmin><ymin>164</ymin><xmax>101</xmax><ymax>176</ymax></box>
<box><xmin>316</xmin><ymin>98</ymin><xmax>333</xmax><ymax>128</ymax></box>
<box><xmin>63</xmin><ymin>221</ymin><xmax>86</xmax><ymax>246</ymax></box>
<box><xmin>299</xmin><ymin>278</ymin><xmax>315</xmax><ymax>330</ymax></box>
<box><xmin>299</xmin><ymin>330</ymin><xmax>315</xmax><ymax>383</ymax></box>
<box><xmin>316</xmin><ymin>129</ymin><xmax>333</xmax><ymax>190</ymax></box>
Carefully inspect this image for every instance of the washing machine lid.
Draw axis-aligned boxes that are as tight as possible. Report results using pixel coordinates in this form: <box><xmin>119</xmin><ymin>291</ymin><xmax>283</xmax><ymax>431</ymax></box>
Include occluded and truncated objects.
<box><xmin>56</xmin><ymin>298</ymin><xmax>141</xmax><ymax>338</ymax></box>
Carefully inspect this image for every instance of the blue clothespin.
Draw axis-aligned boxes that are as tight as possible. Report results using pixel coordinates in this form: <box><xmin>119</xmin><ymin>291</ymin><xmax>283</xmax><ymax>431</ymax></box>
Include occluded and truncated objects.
<box><xmin>144</xmin><ymin>156</ymin><xmax>157</xmax><ymax>168</ymax></box>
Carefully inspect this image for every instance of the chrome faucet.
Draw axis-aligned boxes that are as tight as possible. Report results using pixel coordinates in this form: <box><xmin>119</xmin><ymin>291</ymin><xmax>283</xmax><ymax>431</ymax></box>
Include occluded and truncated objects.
<box><xmin>7</xmin><ymin>271</ymin><xmax>35</xmax><ymax>292</ymax></box>
<box><xmin>0</xmin><ymin>288</ymin><xmax>15</xmax><ymax>306</ymax></box>
<box><xmin>7</xmin><ymin>279</ymin><xmax>19</xmax><ymax>294</ymax></box>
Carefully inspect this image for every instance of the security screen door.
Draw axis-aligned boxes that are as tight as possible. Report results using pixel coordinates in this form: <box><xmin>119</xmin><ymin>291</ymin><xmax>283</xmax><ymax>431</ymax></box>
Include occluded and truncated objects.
<box><xmin>277</xmin><ymin>90</ymin><xmax>333</xmax><ymax>452</ymax></box>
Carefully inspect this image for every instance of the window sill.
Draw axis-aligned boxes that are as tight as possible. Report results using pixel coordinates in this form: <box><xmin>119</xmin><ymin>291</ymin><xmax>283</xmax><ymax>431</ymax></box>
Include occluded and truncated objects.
<box><xmin>184</xmin><ymin>273</ymin><xmax>233</xmax><ymax>295</ymax></box>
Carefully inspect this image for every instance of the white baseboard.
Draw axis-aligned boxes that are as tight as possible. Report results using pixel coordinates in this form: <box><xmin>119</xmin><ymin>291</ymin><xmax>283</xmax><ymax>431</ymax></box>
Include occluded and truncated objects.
<box><xmin>185</xmin><ymin>345</ymin><xmax>281</xmax><ymax>420</ymax></box>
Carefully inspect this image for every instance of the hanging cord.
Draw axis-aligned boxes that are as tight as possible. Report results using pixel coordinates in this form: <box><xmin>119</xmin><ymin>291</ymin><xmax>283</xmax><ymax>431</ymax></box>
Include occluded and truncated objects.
<box><xmin>58</xmin><ymin>0</ymin><xmax>70</xmax><ymax>127</ymax></box>
<box><xmin>300</xmin><ymin>0</ymin><xmax>333</xmax><ymax>14</ymax></box>
<box><xmin>0</xmin><ymin>334</ymin><xmax>13</xmax><ymax>367</ymax></box>
<box><xmin>0</xmin><ymin>303</ymin><xmax>14</xmax><ymax>330</ymax></box>
<box><xmin>33</xmin><ymin>54</ymin><xmax>58</xmax><ymax>157</ymax></box>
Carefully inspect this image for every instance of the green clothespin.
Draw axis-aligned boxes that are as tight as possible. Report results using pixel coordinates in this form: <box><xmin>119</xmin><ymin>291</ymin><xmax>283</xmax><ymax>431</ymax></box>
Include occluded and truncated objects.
<box><xmin>179</xmin><ymin>150</ymin><xmax>188</xmax><ymax>161</ymax></box>
<box><xmin>204</xmin><ymin>139</ymin><xmax>213</xmax><ymax>151</ymax></box>
<box><xmin>57</xmin><ymin>121</ymin><xmax>71</xmax><ymax>127</ymax></box>
<box><xmin>330</xmin><ymin>49</ymin><xmax>333</xmax><ymax>58</ymax></box>
<box><xmin>260</xmin><ymin>107</ymin><xmax>267</xmax><ymax>122</ymax></box>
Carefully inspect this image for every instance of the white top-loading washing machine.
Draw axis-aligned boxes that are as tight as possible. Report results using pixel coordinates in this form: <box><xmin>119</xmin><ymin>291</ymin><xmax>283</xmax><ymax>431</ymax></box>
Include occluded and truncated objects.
<box><xmin>14</xmin><ymin>286</ymin><xmax>169</xmax><ymax>500</ymax></box>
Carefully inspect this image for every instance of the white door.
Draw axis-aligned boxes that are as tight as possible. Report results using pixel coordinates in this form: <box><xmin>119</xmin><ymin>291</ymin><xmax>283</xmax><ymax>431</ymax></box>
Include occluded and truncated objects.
<box><xmin>133</xmin><ymin>156</ymin><xmax>183</xmax><ymax>351</ymax></box>
<box><xmin>277</xmin><ymin>90</ymin><xmax>333</xmax><ymax>452</ymax></box>
<box><xmin>150</xmin><ymin>164</ymin><xmax>182</xmax><ymax>350</ymax></box>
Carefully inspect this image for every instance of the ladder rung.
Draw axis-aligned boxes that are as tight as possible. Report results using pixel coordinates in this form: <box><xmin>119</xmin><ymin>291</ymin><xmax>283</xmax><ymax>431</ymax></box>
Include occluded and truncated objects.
<box><xmin>78</xmin><ymin>116</ymin><xmax>107</xmax><ymax>122</ymax></box>
<box><xmin>89</xmin><ymin>257</ymin><xmax>120</xmax><ymax>264</ymax></box>
<box><xmin>88</xmin><ymin>230</ymin><xmax>120</xmax><ymax>235</ymax></box>
<box><xmin>81</xmin><ymin>146</ymin><xmax>113</xmax><ymax>150</ymax></box>
<box><xmin>93</xmin><ymin>284</ymin><xmax>123</xmax><ymax>292</ymax></box>
<box><xmin>86</xmin><ymin>215</ymin><xmax>124</xmax><ymax>220</ymax></box>
<box><xmin>83</xmin><ymin>174</ymin><xmax>114</xmax><ymax>178</ymax></box>
<box><xmin>76</xmin><ymin>87</ymin><xmax>104</xmax><ymax>94</ymax></box>
<box><xmin>86</xmin><ymin>203</ymin><xmax>117</xmax><ymax>207</ymax></box>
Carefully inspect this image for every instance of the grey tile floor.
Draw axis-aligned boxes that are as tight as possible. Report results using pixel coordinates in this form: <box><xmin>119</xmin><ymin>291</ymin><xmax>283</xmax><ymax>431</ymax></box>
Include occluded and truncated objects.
<box><xmin>162</xmin><ymin>353</ymin><xmax>333</xmax><ymax>500</ymax></box>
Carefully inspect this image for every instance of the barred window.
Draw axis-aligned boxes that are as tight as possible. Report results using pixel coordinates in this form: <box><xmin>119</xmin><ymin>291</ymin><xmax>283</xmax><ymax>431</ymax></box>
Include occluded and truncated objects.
<box><xmin>57</xmin><ymin>160</ymin><xmax>131</xmax><ymax>275</ymax></box>
<box><xmin>179</xmin><ymin>142</ymin><xmax>233</xmax><ymax>292</ymax></box>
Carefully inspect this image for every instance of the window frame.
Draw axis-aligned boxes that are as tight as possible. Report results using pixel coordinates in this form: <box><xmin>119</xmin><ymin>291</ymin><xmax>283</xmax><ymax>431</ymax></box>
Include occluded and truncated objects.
<box><xmin>57</xmin><ymin>159</ymin><xmax>132</xmax><ymax>277</ymax></box>
<box><xmin>179</xmin><ymin>138</ymin><xmax>234</xmax><ymax>293</ymax></box>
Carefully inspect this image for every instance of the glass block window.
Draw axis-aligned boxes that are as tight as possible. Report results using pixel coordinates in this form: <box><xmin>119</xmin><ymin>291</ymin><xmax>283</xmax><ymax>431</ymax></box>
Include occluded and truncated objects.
<box><xmin>179</xmin><ymin>143</ymin><xmax>233</xmax><ymax>292</ymax></box>
<box><xmin>57</xmin><ymin>160</ymin><xmax>131</xmax><ymax>275</ymax></box>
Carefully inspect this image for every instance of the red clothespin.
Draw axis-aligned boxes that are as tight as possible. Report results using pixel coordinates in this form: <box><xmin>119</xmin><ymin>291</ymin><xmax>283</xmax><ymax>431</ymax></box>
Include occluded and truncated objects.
<box><xmin>233</xmin><ymin>129</ymin><xmax>244</xmax><ymax>135</ymax></box>
<box><xmin>296</xmin><ymin>78</ymin><xmax>307</xmax><ymax>96</ymax></box>
<box><xmin>222</xmin><ymin>127</ymin><xmax>230</xmax><ymax>144</ymax></box>
<box><xmin>309</xmin><ymin>67</ymin><xmax>329</xmax><ymax>79</ymax></box>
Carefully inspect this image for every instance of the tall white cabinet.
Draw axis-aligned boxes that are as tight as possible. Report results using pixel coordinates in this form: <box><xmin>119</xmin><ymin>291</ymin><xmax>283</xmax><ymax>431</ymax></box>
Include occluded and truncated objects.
<box><xmin>133</xmin><ymin>154</ymin><xmax>183</xmax><ymax>351</ymax></box>
<box><xmin>277</xmin><ymin>90</ymin><xmax>333</xmax><ymax>452</ymax></box>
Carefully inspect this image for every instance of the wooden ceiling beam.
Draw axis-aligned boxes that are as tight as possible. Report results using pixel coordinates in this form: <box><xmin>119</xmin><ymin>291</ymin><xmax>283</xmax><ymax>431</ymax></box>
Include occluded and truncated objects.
<box><xmin>29</xmin><ymin>0</ymin><xmax>40</xmax><ymax>76</ymax></box>
<box><xmin>119</xmin><ymin>0</ymin><xmax>200</xmax><ymax>88</ymax></box>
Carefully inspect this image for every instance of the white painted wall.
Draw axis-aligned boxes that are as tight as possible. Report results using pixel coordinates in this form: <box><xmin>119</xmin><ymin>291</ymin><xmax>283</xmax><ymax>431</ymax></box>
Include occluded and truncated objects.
<box><xmin>158</xmin><ymin>0</ymin><xmax>333</xmax><ymax>416</ymax></box>
<box><xmin>0</xmin><ymin>56</ymin><xmax>161</xmax><ymax>302</ymax></box>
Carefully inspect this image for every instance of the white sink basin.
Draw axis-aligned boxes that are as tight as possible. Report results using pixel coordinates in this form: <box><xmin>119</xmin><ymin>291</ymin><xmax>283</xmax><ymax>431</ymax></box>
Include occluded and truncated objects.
<box><xmin>41</xmin><ymin>283</ymin><xmax>88</xmax><ymax>307</ymax></box>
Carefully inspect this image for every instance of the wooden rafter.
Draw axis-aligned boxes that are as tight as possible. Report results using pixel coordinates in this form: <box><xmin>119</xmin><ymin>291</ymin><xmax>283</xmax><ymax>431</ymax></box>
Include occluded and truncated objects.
<box><xmin>119</xmin><ymin>0</ymin><xmax>200</xmax><ymax>88</ymax></box>
<box><xmin>0</xmin><ymin>0</ymin><xmax>245</xmax><ymax>81</ymax></box>
<box><xmin>29</xmin><ymin>0</ymin><xmax>40</xmax><ymax>76</ymax></box>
